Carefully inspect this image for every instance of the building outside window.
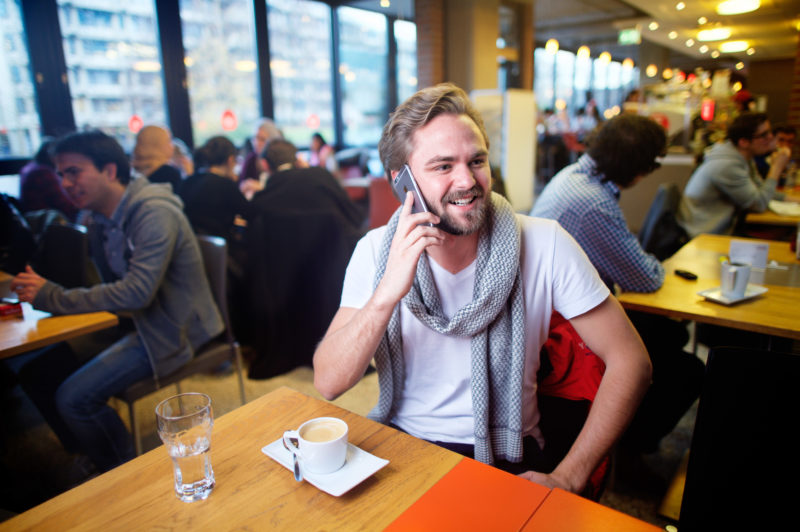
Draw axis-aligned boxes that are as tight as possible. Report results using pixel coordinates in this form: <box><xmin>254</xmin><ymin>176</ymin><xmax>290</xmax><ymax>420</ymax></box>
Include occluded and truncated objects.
<box><xmin>266</xmin><ymin>0</ymin><xmax>333</xmax><ymax>147</ymax></box>
<box><xmin>337</xmin><ymin>6</ymin><xmax>387</xmax><ymax>147</ymax></box>
<box><xmin>0</xmin><ymin>0</ymin><xmax>40</xmax><ymax>157</ymax></box>
<box><xmin>394</xmin><ymin>19</ymin><xmax>417</xmax><ymax>105</ymax></box>
<box><xmin>57</xmin><ymin>0</ymin><xmax>166</xmax><ymax>151</ymax></box>
<box><xmin>180</xmin><ymin>0</ymin><xmax>259</xmax><ymax>148</ymax></box>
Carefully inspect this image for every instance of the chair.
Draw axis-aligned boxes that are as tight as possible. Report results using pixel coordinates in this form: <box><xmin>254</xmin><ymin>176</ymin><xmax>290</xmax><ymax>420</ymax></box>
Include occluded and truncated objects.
<box><xmin>368</xmin><ymin>177</ymin><xmax>400</xmax><ymax>229</ymax></box>
<box><xmin>679</xmin><ymin>346</ymin><xmax>800</xmax><ymax>531</ymax></box>
<box><xmin>31</xmin><ymin>222</ymin><xmax>99</xmax><ymax>288</ymax></box>
<box><xmin>637</xmin><ymin>182</ymin><xmax>688</xmax><ymax>261</ymax></box>
<box><xmin>117</xmin><ymin>235</ymin><xmax>246</xmax><ymax>455</ymax></box>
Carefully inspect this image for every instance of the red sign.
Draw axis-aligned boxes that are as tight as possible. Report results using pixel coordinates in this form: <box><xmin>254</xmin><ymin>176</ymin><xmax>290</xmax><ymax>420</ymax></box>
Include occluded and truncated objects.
<box><xmin>701</xmin><ymin>99</ymin><xmax>715</xmax><ymax>121</ymax></box>
<box><xmin>221</xmin><ymin>109</ymin><xmax>238</xmax><ymax>131</ymax></box>
<box><xmin>128</xmin><ymin>114</ymin><xmax>143</xmax><ymax>134</ymax></box>
<box><xmin>306</xmin><ymin>113</ymin><xmax>320</xmax><ymax>129</ymax></box>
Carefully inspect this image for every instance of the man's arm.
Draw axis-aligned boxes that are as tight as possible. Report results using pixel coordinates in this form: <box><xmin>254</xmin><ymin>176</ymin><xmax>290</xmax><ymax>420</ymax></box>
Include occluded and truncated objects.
<box><xmin>313</xmin><ymin>192</ymin><xmax>443</xmax><ymax>400</ymax></box>
<box><xmin>520</xmin><ymin>296</ymin><xmax>651</xmax><ymax>493</ymax></box>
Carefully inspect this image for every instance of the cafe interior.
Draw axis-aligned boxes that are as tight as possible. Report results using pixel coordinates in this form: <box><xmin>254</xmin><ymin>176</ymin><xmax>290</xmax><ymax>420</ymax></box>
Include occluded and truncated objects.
<box><xmin>2</xmin><ymin>0</ymin><xmax>799</xmax><ymax>529</ymax></box>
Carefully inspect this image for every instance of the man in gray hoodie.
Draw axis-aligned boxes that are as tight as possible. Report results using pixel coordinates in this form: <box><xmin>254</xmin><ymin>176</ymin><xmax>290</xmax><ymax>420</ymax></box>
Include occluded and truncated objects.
<box><xmin>678</xmin><ymin>112</ymin><xmax>789</xmax><ymax>237</ymax></box>
<box><xmin>12</xmin><ymin>130</ymin><xmax>223</xmax><ymax>472</ymax></box>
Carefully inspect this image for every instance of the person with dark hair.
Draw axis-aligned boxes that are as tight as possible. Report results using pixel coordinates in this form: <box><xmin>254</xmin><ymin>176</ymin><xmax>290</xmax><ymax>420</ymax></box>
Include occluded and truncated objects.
<box><xmin>179</xmin><ymin>135</ymin><xmax>250</xmax><ymax>239</ymax></box>
<box><xmin>19</xmin><ymin>137</ymin><xmax>80</xmax><ymax>221</ymax></box>
<box><xmin>677</xmin><ymin>112</ymin><xmax>789</xmax><ymax>237</ymax></box>
<box><xmin>309</xmin><ymin>132</ymin><xmax>334</xmax><ymax>169</ymax></box>
<box><xmin>239</xmin><ymin>118</ymin><xmax>282</xmax><ymax>183</ymax></box>
<box><xmin>313</xmin><ymin>83</ymin><xmax>651</xmax><ymax>495</ymax></box>
<box><xmin>532</xmin><ymin>114</ymin><xmax>705</xmax><ymax>492</ymax></box>
<box><xmin>10</xmin><ymin>129</ymin><xmax>223</xmax><ymax>474</ymax></box>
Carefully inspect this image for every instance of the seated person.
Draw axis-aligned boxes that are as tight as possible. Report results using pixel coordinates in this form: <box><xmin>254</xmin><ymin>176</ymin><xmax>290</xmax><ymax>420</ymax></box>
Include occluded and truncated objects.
<box><xmin>131</xmin><ymin>125</ymin><xmax>182</xmax><ymax>192</ymax></box>
<box><xmin>309</xmin><ymin>132</ymin><xmax>335</xmax><ymax>171</ymax></box>
<box><xmin>238</xmin><ymin>118</ymin><xmax>282</xmax><ymax>184</ymax></box>
<box><xmin>179</xmin><ymin>135</ymin><xmax>250</xmax><ymax>240</ymax></box>
<box><xmin>244</xmin><ymin>138</ymin><xmax>364</xmax><ymax>379</ymax></box>
<box><xmin>19</xmin><ymin>137</ymin><xmax>79</xmax><ymax>221</ymax></box>
<box><xmin>677</xmin><ymin>112</ymin><xmax>788</xmax><ymax>237</ymax></box>
<box><xmin>532</xmin><ymin>114</ymin><xmax>704</xmax><ymax>489</ymax></box>
<box><xmin>11</xmin><ymin>130</ymin><xmax>223</xmax><ymax>473</ymax></box>
<box><xmin>313</xmin><ymin>83</ymin><xmax>651</xmax><ymax>494</ymax></box>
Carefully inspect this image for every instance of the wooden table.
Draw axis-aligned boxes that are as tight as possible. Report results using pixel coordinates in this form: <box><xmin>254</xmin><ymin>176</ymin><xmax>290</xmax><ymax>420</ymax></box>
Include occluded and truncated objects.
<box><xmin>1</xmin><ymin>387</ymin><xmax>462</xmax><ymax>530</ymax></box>
<box><xmin>0</xmin><ymin>302</ymin><xmax>118</xmax><ymax>360</ymax></box>
<box><xmin>1</xmin><ymin>387</ymin><xmax>661</xmax><ymax>531</ymax></box>
<box><xmin>745</xmin><ymin>209</ymin><xmax>800</xmax><ymax>227</ymax></box>
<box><xmin>618</xmin><ymin>234</ymin><xmax>800</xmax><ymax>340</ymax></box>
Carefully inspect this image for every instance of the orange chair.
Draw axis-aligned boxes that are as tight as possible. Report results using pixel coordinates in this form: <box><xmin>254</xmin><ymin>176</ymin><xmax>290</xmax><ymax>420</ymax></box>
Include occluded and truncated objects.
<box><xmin>368</xmin><ymin>177</ymin><xmax>400</xmax><ymax>229</ymax></box>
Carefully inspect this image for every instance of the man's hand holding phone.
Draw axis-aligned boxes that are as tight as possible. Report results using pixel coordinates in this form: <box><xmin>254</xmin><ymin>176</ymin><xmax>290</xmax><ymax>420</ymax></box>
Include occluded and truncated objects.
<box><xmin>374</xmin><ymin>186</ymin><xmax>443</xmax><ymax>309</ymax></box>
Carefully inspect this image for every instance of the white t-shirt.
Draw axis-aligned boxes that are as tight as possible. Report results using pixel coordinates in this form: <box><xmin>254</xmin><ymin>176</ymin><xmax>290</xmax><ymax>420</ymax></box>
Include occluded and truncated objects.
<box><xmin>340</xmin><ymin>215</ymin><xmax>609</xmax><ymax>445</ymax></box>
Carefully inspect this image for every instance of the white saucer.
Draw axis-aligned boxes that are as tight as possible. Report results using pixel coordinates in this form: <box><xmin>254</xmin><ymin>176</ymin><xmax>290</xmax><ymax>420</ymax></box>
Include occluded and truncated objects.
<box><xmin>698</xmin><ymin>284</ymin><xmax>768</xmax><ymax>305</ymax></box>
<box><xmin>262</xmin><ymin>439</ymin><xmax>389</xmax><ymax>496</ymax></box>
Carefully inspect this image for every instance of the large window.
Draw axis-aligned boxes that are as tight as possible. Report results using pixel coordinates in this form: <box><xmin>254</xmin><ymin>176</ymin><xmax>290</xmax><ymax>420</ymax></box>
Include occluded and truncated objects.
<box><xmin>0</xmin><ymin>0</ymin><xmax>40</xmax><ymax>158</ymax></box>
<box><xmin>266</xmin><ymin>0</ymin><xmax>333</xmax><ymax>147</ymax></box>
<box><xmin>180</xmin><ymin>0</ymin><xmax>259</xmax><ymax>148</ymax></box>
<box><xmin>337</xmin><ymin>6</ymin><xmax>387</xmax><ymax>147</ymax></box>
<box><xmin>57</xmin><ymin>0</ymin><xmax>166</xmax><ymax>151</ymax></box>
<box><xmin>395</xmin><ymin>19</ymin><xmax>417</xmax><ymax>105</ymax></box>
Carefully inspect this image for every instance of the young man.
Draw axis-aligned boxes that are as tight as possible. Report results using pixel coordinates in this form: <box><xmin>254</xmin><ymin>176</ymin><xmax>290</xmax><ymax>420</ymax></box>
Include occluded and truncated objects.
<box><xmin>313</xmin><ymin>83</ymin><xmax>651</xmax><ymax>494</ymax></box>
<box><xmin>11</xmin><ymin>130</ymin><xmax>223</xmax><ymax>472</ymax></box>
<box><xmin>532</xmin><ymin>114</ymin><xmax>705</xmax><ymax>489</ymax></box>
<box><xmin>678</xmin><ymin>112</ymin><xmax>789</xmax><ymax>237</ymax></box>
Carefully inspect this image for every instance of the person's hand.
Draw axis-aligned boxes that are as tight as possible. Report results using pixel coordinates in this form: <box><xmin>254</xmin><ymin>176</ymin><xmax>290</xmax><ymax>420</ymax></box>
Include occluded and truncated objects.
<box><xmin>373</xmin><ymin>191</ymin><xmax>442</xmax><ymax>308</ymax></box>
<box><xmin>518</xmin><ymin>469</ymin><xmax>578</xmax><ymax>493</ymax></box>
<box><xmin>239</xmin><ymin>179</ymin><xmax>263</xmax><ymax>200</ymax></box>
<box><xmin>772</xmin><ymin>146</ymin><xmax>792</xmax><ymax>173</ymax></box>
<box><xmin>10</xmin><ymin>265</ymin><xmax>47</xmax><ymax>303</ymax></box>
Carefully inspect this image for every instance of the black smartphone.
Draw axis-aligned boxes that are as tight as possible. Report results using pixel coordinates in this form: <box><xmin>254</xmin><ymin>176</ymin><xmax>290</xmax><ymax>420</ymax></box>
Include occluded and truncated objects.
<box><xmin>675</xmin><ymin>269</ymin><xmax>698</xmax><ymax>280</ymax></box>
<box><xmin>392</xmin><ymin>164</ymin><xmax>430</xmax><ymax>215</ymax></box>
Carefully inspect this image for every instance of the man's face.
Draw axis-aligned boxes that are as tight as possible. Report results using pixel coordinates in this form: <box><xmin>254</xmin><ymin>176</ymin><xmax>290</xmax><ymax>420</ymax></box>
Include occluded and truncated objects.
<box><xmin>406</xmin><ymin>113</ymin><xmax>491</xmax><ymax>236</ymax></box>
<box><xmin>748</xmin><ymin>121</ymin><xmax>775</xmax><ymax>157</ymax></box>
<box><xmin>55</xmin><ymin>153</ymin><xmax>116</xmax><ymax>214</ymax></box>
<box><xmin>776</xmin><ymin>131</ymin><xmax>796</xmax><ymax>150</ymax></box>
<box><xmin>253</xmin><ymin>127</ymin><xmax>270</xmax><ymax>156</ymax></box>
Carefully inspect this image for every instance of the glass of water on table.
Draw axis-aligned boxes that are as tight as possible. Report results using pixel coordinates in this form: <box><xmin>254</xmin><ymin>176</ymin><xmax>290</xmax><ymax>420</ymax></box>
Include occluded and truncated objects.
<box><xmin>155</xmin><ymin>392</ymin><xmax>215</xmax><ymax>502</ymax></box>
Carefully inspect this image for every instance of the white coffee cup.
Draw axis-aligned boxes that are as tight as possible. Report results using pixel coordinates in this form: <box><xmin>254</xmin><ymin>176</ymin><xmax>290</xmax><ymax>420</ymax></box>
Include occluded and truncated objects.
<box><xmin>720</xmin><ymin>261</ymin><xmax>751</xmax><ymax>300</ymax></box>
<box><xmin>283</xmin><ymin>417</ymin><xmax>348</xmax><ymax>475</ymax></box>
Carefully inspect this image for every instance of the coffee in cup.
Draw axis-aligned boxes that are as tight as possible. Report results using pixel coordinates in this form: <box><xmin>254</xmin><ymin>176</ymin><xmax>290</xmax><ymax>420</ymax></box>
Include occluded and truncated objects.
<box><xmin>283</xmin><ymin>417</ymin><xmax>348</xmax><ymax>474</ymax></box>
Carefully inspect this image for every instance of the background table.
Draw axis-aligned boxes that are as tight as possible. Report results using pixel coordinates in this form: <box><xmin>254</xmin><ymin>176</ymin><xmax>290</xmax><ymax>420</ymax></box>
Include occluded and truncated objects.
<box><xmin>0</xmin><ymin>302</ymin><xmax>118</xmax><ymax>359</ymax></box>
<box><xmin>618</xmin><ymin>234</ymin><xmax>800</xmax><ymax>340</ymax></box>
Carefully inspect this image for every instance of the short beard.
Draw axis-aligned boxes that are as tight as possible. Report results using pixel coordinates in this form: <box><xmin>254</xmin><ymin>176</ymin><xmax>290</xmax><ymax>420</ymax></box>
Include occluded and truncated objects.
<box><xmin>431</xmin><ymin>187</ymin><xmax>487</xmax><ymax>236</ymax></box>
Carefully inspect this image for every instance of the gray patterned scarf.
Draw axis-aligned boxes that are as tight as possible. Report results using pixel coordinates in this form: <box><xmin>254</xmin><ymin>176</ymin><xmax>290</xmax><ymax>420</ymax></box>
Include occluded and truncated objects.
<box><xmin>368</xmin><ymin>192</ymin><xmax>526</xmax><ymax>464</ymax></box>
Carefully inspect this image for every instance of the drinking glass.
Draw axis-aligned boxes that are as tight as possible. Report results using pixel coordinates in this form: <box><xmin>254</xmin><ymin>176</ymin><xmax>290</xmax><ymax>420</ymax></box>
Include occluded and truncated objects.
<box><xmin>155</xmin><ymin>392</ymin><xmax>215</xmax><ymax>502</ymax></box>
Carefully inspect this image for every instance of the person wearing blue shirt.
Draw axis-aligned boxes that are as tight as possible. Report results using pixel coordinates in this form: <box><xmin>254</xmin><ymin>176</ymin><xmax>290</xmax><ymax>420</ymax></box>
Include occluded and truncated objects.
<box><xmin>532</xmin><ymin>113</ymin><xmax>705</xmax><ymax>494</ymax></box>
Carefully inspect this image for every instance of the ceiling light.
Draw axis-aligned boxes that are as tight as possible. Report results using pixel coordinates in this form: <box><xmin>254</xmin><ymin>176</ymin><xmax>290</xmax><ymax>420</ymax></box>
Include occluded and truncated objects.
<box><xmin>686</xmin><ymin>39</ymin><xmax>695</xmax><ymax>47</ymax></box>
<box><xmin>699</xmin><ymin>45</ymin><xmax>709</xmax><ymax>53</ymax></box>
<box><xmin>698</xmin><ymin>28</ymin><xmax>732</xmax><ymax>41</ymax></box>
<box><xmin>732</xmin><ymin>81</ymin><xmax>743</xmax><ymax>91</ymax></box>
<box><xmin>663</xmin><ymin>68</ymin><xmax>674</xmax><ymax>80</ymax></box>
<box><xmin>598</xmin><ymin>51</ymin><xmax>611</xmax><ymax>64</ymax></box>
<box><xmin>649</xmin><ymin>21</ymin><xmax>659</xmax><ymax>31</ymax></box>
<box><xmin>735</xmin><ymin>62</ymin><xmax>745</xmax><ymax>70</ymax></box>
<box><xmin>646</xmin><ymin>64</ymin><xmax>658</xmax><ymax>77</ymax></box>
<box><xmin>698</xmin><ymin>16</ymin><xmax>708</xmax><ymax>25</ymax></box>
<box><xmin>711</xmin><ymin>50</ymin><xmax>721</xmax><ymax>58</ymax></box>
<box><xmin>747</xmin><ymin>47</ymin><xmax>756</xmax><ymax>55</ymax></box>
<box><xmin>720</xmin><ymin>40</ymin><xmax>749</xmax><ymax>53</ymax></box>
<box><xmin>622</xmin><ymin>58</ymin><xmax>634</xmax><ymax>68</ymax></box>
<box><xmin>545</xmin><ymin>38</ymin><xmax>559</xmax><ymax>54</ymax></box>
<box><xmin>717</xmin><ymin>0</ymin><xmax>760</xmax><ymax>16</ymax></box>
<box><xmin>676</xmin><ymin>2</ymin><xmax>686</xmax><ymax>10</ymax></box>
<box><xmin>577</xmin><ymin>46</ymin><xmax>590</xmax><ymax>59</ymax></box>
<box><xmin>668</xmin><ymin>31</ymin><xmax>678</xmax><ymax>40</ymax></box>
<box><xmin>380</xmin><ymin>0</ymin><xmax>390</xmax><ymax>7</ymax></box>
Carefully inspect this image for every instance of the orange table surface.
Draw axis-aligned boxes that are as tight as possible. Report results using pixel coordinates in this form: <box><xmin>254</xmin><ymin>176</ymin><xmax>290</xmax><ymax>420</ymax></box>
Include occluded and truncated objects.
<box><xmin>385</xmin><ymin>457</ymin><xmax>550</xmax><ymax>532</ymax></box>
<box><xmin>522</xmin><ymin>488</ymin><xmax>661</xmax><ymax>532</ymax></box>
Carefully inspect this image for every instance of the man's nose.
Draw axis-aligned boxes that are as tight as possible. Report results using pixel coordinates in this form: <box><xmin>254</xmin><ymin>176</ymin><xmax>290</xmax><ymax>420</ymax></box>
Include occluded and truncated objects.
<box><xmin>452</xmin><ymin>164</ymin><xmax>477</xmax><ymax>188</ymax></box>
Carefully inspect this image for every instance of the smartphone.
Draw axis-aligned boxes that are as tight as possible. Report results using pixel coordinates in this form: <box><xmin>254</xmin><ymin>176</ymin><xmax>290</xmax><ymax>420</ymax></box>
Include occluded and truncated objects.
<box><xmin>392</xmin><ymin>164</ymin><xmax>430</xmax><ymax>216</ymax></box>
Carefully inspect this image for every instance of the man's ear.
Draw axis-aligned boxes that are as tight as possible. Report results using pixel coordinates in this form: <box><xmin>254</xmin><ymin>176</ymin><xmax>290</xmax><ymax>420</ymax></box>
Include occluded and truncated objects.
<box><xmin>389</xmin><ymin>169</ymin><xmax>399</xmax><ymax>180</ymax></box>
<box><xmin>102</xmin><ymin>162</ymin><xmax>118</xmax><ymax>182</ymax></box>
